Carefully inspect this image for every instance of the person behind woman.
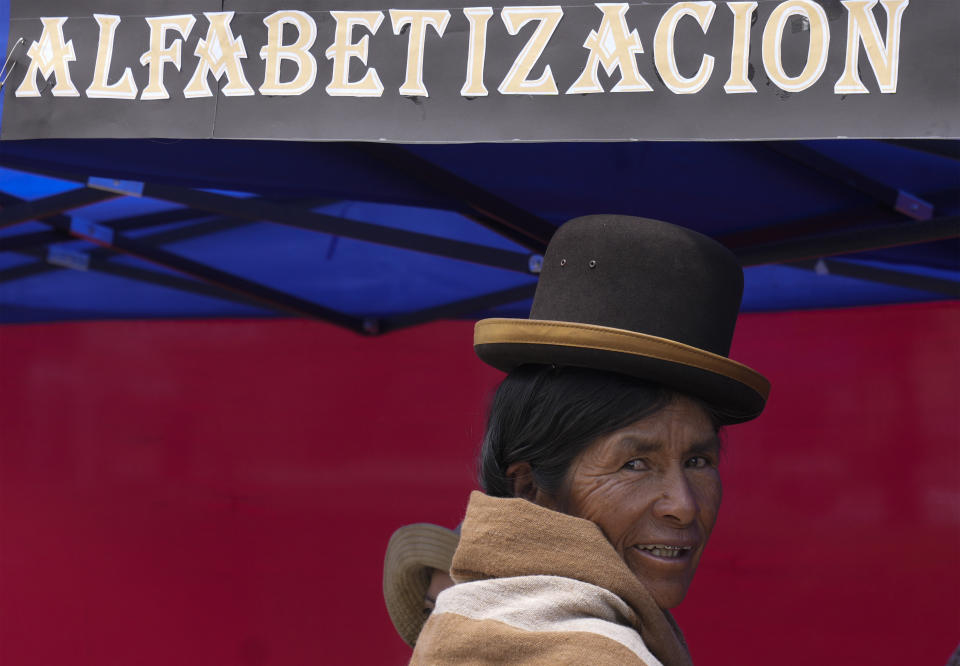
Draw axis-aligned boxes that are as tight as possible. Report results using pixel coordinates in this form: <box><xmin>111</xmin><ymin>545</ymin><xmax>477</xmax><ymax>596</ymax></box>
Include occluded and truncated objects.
<box><xmin>412</xmin><ymin>215</ymin><xmax>770</xmax><ymax>665</ymax></box>
<box><xmin>383</xmin><ymin>523</ymin><xmax>459</xmax><ymax>648</ymax></box>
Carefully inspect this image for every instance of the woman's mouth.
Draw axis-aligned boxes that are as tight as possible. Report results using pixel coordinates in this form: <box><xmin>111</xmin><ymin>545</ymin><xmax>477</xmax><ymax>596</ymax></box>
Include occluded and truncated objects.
<box><xmin>634</xmin><ymin>544</ymin><xmax>693</xmax><ymax>560</ymax></box>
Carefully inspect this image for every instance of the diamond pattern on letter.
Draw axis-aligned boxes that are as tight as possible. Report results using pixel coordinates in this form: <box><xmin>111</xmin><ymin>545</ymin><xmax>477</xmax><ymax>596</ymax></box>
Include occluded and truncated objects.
<box><xmin>209</xmin><ymin>33</ymin><xmax>223</xmax><ymax>62</ymax></box>
<box><xmin>600</xmin><ymin>27</ymin><xmax>616</xmax><ymax>60</ymax></box>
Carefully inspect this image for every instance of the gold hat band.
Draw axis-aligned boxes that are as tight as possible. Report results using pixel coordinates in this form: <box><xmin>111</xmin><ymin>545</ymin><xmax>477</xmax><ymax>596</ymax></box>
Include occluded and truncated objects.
<box><xmin>475</xmin><ymin>318</ymin><xmax>770</xmax><ymax>401</ymax></box>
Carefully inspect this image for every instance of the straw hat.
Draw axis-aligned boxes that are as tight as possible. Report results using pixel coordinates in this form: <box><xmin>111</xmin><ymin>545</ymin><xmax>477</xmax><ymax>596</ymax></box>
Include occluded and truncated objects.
<box><xmin>383</xmin><ymin>523</ymin><xmax>459</xmax><ymax>647</ymax></box>
<box><xmin>475</xmin><ymin>215</ymin><xmax>770</xmax><ymax>422</ymax></box>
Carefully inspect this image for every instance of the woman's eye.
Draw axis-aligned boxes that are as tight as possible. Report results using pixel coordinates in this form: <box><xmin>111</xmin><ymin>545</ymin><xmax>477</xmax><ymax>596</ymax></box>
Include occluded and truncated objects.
<box><xmin>624</xmin><ymin>459</ymin><xmax>648</xmax><ymax>471</ymax></box>
<box><xmin>685</xmin><ymin>456</ymin><xmax>710</xmax><ymax>468</ymax></box>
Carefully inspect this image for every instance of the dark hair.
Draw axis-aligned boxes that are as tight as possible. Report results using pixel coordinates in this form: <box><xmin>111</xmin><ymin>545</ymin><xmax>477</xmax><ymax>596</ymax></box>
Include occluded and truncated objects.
<box><xmin>479</xmin><ymin>365</ymin><xmax>683</xmax><ymax>498</ymax></box>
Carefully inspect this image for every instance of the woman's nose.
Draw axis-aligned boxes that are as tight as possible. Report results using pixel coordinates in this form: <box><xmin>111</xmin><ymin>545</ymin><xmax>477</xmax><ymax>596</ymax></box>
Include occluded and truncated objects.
<box><xmin>653</xmin><ymin>468</ymin><xmax>698</xmax><ymax>526</ymax></box>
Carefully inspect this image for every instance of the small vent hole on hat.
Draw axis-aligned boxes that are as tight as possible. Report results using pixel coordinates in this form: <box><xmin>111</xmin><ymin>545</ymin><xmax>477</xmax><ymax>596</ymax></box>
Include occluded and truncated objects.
<box><xmin>588</xmin><ymin>260</ymin><xmax>597</xmax><ymax>269</ymax></box>
<box><xmin>560</xmin><ymin>259</ymin><xmax>566</xmax><ymax>267</ymax></box>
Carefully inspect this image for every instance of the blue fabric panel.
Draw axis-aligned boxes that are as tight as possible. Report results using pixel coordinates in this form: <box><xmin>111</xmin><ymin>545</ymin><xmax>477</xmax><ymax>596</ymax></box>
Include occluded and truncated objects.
<box><xmin>162</xmin><ymin>220</ymin><xmax>537</xmax><ymax>316</ymax></box>
<box><xmin>407</xmin><ymin>142</ymin><xmax>867</xmax><ymax>234</ymax></box>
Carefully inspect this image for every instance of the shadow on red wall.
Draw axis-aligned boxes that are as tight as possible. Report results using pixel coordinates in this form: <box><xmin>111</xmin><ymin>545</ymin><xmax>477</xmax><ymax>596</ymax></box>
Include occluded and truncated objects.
<box><xmin>1</xmin><ymin>302</ymin><xmax>958</xmax><ymax>665</ymax></box>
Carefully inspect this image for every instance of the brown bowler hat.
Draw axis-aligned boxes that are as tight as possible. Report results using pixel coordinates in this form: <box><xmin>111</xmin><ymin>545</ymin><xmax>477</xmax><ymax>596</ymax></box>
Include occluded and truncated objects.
<box><xmin>474</xmin><ymin>215</ymin><xmax>769</xmax><ymax>423</ymax></box>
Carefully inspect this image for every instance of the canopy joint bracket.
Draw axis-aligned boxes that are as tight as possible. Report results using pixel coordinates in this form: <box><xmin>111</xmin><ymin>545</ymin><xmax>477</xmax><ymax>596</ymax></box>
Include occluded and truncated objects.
<box><xmin>70</xmin><ymin>218</ymin><xmax>115</xmax><ymax>245</ymax></box>
<box><xmin>87</xmin><ymin>177</ymin><xmax>145</xmax><ymax>197</ymax></box>
<box><xmin>894</xmin><ymin>190</ymin><xmax>934</xmax><ymax>221</ymax></box>
<box><xmin>46</xmin><ymin>246</ymin><xmax>91</xmax><ymax>271</ymax></box>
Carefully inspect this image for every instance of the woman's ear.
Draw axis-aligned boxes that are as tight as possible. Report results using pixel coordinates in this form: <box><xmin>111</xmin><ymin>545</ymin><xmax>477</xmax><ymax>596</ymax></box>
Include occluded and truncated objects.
<box><xmin>505</xmin><ymin>462</ymin><xmax>538</xmax><ymax>502</ymax></box>
<box><xmin>505</xmin><ymin>462</ymin><xmax>559</xmax><ymax>510</ymax></box>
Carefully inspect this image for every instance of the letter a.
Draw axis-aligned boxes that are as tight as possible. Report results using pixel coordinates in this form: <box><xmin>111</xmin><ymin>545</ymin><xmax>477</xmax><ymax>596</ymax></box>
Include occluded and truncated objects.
<box><xmin>184</xmin><ymin>11</ymin><xmax>254</xmax><ymax>97</ymax></box>
<box><xmin>16</xmin><ymin>17</ymin><xmax>79</xmax><ymax>97</ymax></box>
<box><xmin>568</xmin><ymin>3</ymin><xmax>651</xmax><ymax>94</ymax></box>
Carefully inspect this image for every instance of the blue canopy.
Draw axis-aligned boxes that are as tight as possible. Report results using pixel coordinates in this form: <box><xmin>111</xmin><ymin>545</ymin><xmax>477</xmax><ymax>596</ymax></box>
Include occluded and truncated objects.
<box><xmin>1</xmin><ymin>139</ymin><xmax>956</xmax><ymax>328</ymax></box>
<box><xmin>0</xmin><ymin>1</ymin><xmax>956</xmax><ymax>328</ymax></box>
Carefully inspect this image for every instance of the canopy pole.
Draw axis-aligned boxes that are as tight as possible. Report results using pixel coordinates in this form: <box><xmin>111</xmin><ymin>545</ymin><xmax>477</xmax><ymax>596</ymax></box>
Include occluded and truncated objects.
<box><xmin>0</xmin><ymin>187</ymin><xmax>118</xmax><ymax>230</ymax></box>
<box><xmin>719</xmin><ymin>186</ymin><xmax>958</xmax><ymax>252</ymax></box>
<box><xmin>9</xmin><ymin>242</ymin><xmax>274</xmax><ymax>310</ymax></box>
<box><xmin>66</xmin><ymin>221</ymin><xmax>368</xmax><ymax>331</ymax></box>
<box><xmin>0</xmin><ymin>186</ymin><xmax>367</xmax><ymax>330</ymax></box>
<box><xmin>86</xmin><ymin>178</ymin><xmax>539</xmax><ymax>274</ymax></box>
<box><xmin>102</xmin><ymin>196</ymin><xmax>341</xmax><ymax>233</ymax></box>
<box><xmin>0</xmin><ymin>261</ymin><xmax>58</xmax><ymax>285</ymax></box>
<box><xmin>790</xmin><ymin>258</ymin><xmax>959</xmax><ymax>298</ymax></box>
<box><xmin>767</xmin><ymin>142</ymin><xmax>935</xmax><ymax>221</ymax></box>
<box><xmin>736</xmin><ymin>215</ymin><xmax>960</xmax><ymax>266</ymax></box>
<box><xmin>0</xmin><ymin>230</ymin><xmax>65</xmax><ymax>253</ymax></box>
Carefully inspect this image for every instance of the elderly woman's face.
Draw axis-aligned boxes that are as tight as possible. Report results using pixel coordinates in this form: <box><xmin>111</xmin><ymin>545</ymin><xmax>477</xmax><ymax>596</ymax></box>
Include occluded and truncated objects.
<box><xmin>556</xmin><ymin>395</ymin><xmax>721</xmax><ymax>609</ymax></box>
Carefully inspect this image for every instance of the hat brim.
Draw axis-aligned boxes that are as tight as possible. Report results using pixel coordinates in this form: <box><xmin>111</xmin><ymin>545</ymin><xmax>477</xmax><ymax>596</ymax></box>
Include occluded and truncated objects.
<box><xmin>383</xmin><ymin>524</ymin><xmax>459</xmax><ymax>647</ymax></box>
<box><xmin>475</xmin><ymin>318</ymin><xmax>770</xmax><ymax>424</ymax></box>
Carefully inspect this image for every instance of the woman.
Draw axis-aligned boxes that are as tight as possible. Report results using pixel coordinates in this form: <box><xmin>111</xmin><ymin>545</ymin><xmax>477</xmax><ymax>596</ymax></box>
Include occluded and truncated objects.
<box><xmin>412</xmin><ymin>215</ymin><xmax>770</xmax><ymax>665</ymax></box>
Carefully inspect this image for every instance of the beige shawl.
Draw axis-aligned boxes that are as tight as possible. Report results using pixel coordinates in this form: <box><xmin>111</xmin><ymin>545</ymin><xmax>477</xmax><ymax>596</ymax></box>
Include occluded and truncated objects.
<box><xmin>411</xmin><ymin>491</ymin><xmax>694</xmax><ymax>666</ymax></box>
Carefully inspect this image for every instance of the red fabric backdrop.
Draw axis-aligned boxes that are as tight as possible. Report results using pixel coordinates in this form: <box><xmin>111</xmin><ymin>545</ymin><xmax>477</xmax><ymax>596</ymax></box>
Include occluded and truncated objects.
<box><xmin>1</xmin><ymin>302</ymin><xmax>958</xmax><ymax>665</ymax></box>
